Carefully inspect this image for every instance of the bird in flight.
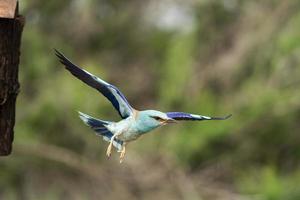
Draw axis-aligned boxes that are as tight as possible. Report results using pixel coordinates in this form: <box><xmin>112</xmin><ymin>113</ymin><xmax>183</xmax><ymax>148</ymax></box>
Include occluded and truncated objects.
<box><xmin>55</xmin><ymin>49</ymin><xmax>231</xmax><ymax>163</ymax></box>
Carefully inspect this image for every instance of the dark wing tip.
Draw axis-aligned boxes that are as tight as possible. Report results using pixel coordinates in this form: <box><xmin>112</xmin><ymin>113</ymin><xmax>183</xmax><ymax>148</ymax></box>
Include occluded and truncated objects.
<box><xmin>54</xmin><ymin>49</ymin><xmax>74</xmax><ymax>69</ymax></box>
<box><xmin>211</xmin><ymin>114</ymin><xmax>232</xmax><ymax>120</ymax></box>
<box><xmin>54</xmin><ymin>48</ymin><xmax>66</xmax><ymax>61</ymax></box>
<box><xmin>223</xmin><ymin>114</ymin><xmax>232</xmax><ymax>119</ymax></box>
<box><xmin>54</xmin><ymin>48</ymin><xmax>61</xmax><ymax>57</ymax></box>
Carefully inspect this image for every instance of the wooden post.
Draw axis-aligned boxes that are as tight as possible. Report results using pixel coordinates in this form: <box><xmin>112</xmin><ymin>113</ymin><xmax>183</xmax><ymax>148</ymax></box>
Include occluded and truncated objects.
<box><xmin>0</xmin><ymin>0</ymin><xmax>24</xmax><ymax>155</ymax></box>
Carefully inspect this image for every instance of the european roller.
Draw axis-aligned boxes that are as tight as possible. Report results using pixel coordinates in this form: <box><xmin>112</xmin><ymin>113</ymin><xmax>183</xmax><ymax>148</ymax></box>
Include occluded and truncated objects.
<box><xmin>55</xmin><ymin>50</ymin><xmax>231</xmax><ymax>163</ymax></box>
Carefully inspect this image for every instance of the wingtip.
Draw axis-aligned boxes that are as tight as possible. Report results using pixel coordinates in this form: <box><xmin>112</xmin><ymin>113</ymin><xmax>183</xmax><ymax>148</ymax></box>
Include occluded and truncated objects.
<box><xmin>54</xmin><ymin>48</ymin><xmax>63</xmax><ymax>60</ymax></box>
<box><xmin>54</xmin><ymin>49</ymin><xmax>71</xmax><ymax>67</ymax></box>
<box><xmin>54</xmin><ymin>48</ymin><xmax>68</xmax><ymax>60</ymax></box>
<box><xmin>78</xmin><ymin>111</ymin><xmax>85</xmax><ymax>117</ymax></box>
<box><xmin>210</xmin><ymin>114</ymin><xmax>232</xmax><ymax>120</ymax></box>
<box><xmin>53</xmin><ymin>48</ymin><xmax>61</xmax><ymax>56</ymax></box>
<box><xmin>223</xmin><ymin>114</ymin><xmax>232</xmax><ymax>120</ymax></box>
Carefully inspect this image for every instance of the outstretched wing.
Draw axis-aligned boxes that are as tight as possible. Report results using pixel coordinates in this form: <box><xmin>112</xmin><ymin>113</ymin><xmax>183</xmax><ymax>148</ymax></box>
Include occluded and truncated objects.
<box><xmin>166</xmin><ymin>112</ymin><xmax>232</xmax><ymax>121</ymax></box>
<box><xmin>55</xmin><ymin>49</ymin><xmax>133</xmax><ymax>119</ymax></box>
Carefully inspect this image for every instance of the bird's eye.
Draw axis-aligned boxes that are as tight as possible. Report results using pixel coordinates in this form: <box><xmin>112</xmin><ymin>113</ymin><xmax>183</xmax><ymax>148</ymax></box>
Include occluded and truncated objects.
<box><xmin>151</xmin><ymin>116</ymin><xmax>164</xmax><ymax>122</ymax></box>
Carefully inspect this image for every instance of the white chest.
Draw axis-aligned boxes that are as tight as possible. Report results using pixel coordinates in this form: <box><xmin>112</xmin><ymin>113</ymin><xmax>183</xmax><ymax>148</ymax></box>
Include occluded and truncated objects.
<box><xmin>117</xmin><ymin>130</ymin><xmax>141</xmax><ymax>142</ymax></box>
<box><xmin>106</xmin><ymin>117</ymin><xmax>141</xmax><ymax>142</ymax></box>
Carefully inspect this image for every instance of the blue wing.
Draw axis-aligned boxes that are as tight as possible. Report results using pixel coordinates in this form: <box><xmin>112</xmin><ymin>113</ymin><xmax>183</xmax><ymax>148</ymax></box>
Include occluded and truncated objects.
<box><xmin>55</xmin><ymin>49</ymin><xmax>133</xmax><ymax>119</ymax></box>
<box><xmin>166</xmin><ymin>112</ymin><xmax>232</xmax><ymax>121</ymax></box>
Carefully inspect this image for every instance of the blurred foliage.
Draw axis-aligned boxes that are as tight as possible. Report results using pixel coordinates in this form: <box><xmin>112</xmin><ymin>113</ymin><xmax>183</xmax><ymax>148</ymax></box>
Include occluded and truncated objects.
<box><xmin>1</xmin><ymin>0</ymin><xmax>300</xmax><ymax>199</ymax></box>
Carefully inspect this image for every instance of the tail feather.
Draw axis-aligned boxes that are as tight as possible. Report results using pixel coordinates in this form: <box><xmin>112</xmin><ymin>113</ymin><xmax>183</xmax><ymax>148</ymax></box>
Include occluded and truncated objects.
<box><xmin>78</xmin><ymin>111</ymin><xmax>109</xmax><ymax>128</ymax></box>
<box><xmin>78</xmin><ymin>111</ymin><xmax>123</xmax><ymax>151</ymax></box>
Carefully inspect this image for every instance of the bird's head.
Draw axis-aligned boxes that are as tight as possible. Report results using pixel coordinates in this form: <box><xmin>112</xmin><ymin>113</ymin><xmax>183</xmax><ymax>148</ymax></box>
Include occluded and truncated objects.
<box><xmin>137</xmin><ymin>110</ymin><xmax>177</xmax><ymax>132</ymax></box>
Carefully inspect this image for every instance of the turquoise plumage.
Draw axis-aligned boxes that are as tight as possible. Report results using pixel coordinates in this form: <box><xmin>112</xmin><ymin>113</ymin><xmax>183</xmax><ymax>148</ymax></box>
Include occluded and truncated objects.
<box><xmin>55</xmin><ymin>50</ymin><xmax>231</xmax><ymax>163</ymax></box>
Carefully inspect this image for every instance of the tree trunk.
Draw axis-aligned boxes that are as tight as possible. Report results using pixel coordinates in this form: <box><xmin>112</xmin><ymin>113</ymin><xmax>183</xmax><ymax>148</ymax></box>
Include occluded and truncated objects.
<box><xmin>0</xmin><ymin>15</ymin><xmax>24</xmax><ymax>155</ymax></box>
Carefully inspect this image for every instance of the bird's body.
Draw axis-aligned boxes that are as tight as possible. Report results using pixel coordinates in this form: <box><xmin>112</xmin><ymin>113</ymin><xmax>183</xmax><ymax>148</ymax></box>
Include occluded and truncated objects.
<box><xmin>79</xmin><ymin>110</ymin><xmax>172</xmax><ymax>148</ymax></box>
<box><xmin>103</xmin><ymin>110</ymin><xmax>163</xmax><ymax>141</ymax></box>
<box><xmin>55</xmin><ymin>49</ymin><xmax>231</xmax><ymax>162</ymax></box>
<box><xmin>105</xmin><ymin>112</ymin><xmax>143</xmax><ymax>142</ymax></box>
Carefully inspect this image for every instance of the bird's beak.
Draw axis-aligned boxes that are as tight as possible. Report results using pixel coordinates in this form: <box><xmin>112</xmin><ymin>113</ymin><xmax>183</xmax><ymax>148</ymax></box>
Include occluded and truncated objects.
<box><xmin>162</xmin><ymin>118</ymin><xmax>177</xmax><ymax>125</ymax></box>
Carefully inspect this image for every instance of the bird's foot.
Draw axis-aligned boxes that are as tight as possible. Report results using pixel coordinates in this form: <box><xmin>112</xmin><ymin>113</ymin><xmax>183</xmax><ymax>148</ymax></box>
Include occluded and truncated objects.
<box><xmin>106</xmin><ymin>142</ymin><xmax>113</xmax><ymax>157</ymax></box>
<box><xmin>119</xmin><ymin>146</ymin><xmax>126</xmax><ymax>163</ymax></box>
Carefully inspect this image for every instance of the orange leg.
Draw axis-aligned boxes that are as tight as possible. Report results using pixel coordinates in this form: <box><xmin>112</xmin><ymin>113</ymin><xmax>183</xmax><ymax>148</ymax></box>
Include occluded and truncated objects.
<box><xmin>119</xmin><ymin>143</ymin><xmax>127</xmax><ymax>163</ymax></box>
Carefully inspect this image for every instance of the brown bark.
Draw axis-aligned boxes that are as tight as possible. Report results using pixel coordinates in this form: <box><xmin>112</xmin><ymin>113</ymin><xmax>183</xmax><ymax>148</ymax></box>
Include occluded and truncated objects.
<box><xmin>0</xmin><ymin>15</ymin><xmax>24</xmax><ymax>155</ymax></box>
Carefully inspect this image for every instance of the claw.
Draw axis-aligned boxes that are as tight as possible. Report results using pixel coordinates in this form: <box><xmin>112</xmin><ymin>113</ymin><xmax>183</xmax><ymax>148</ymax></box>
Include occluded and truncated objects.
<box><xmin>105</xmin><ymin>133</ymin><xmax>123</xmax><ymax>159</ymax></box>
<box><xmin>106</xmin><ymin>142</ymin><xmax>113</xmax><ymax>157</ymax></box>
<box><xmin>106</xmin><ymin>134</ymin><xmax>117</xmax><ymax>157</ymax></box>
<box><xmin>119</xmin><ymin>144</ymin><xmax>126</xmax><ymax>163</ymax></box>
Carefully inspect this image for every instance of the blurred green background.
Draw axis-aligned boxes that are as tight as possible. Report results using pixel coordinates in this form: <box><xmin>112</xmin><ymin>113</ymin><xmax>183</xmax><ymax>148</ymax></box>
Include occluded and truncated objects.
<box><xmin>1</xmin><ymin>0</ymin><xmax>300</xmax><ymax>199</ymax></box>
